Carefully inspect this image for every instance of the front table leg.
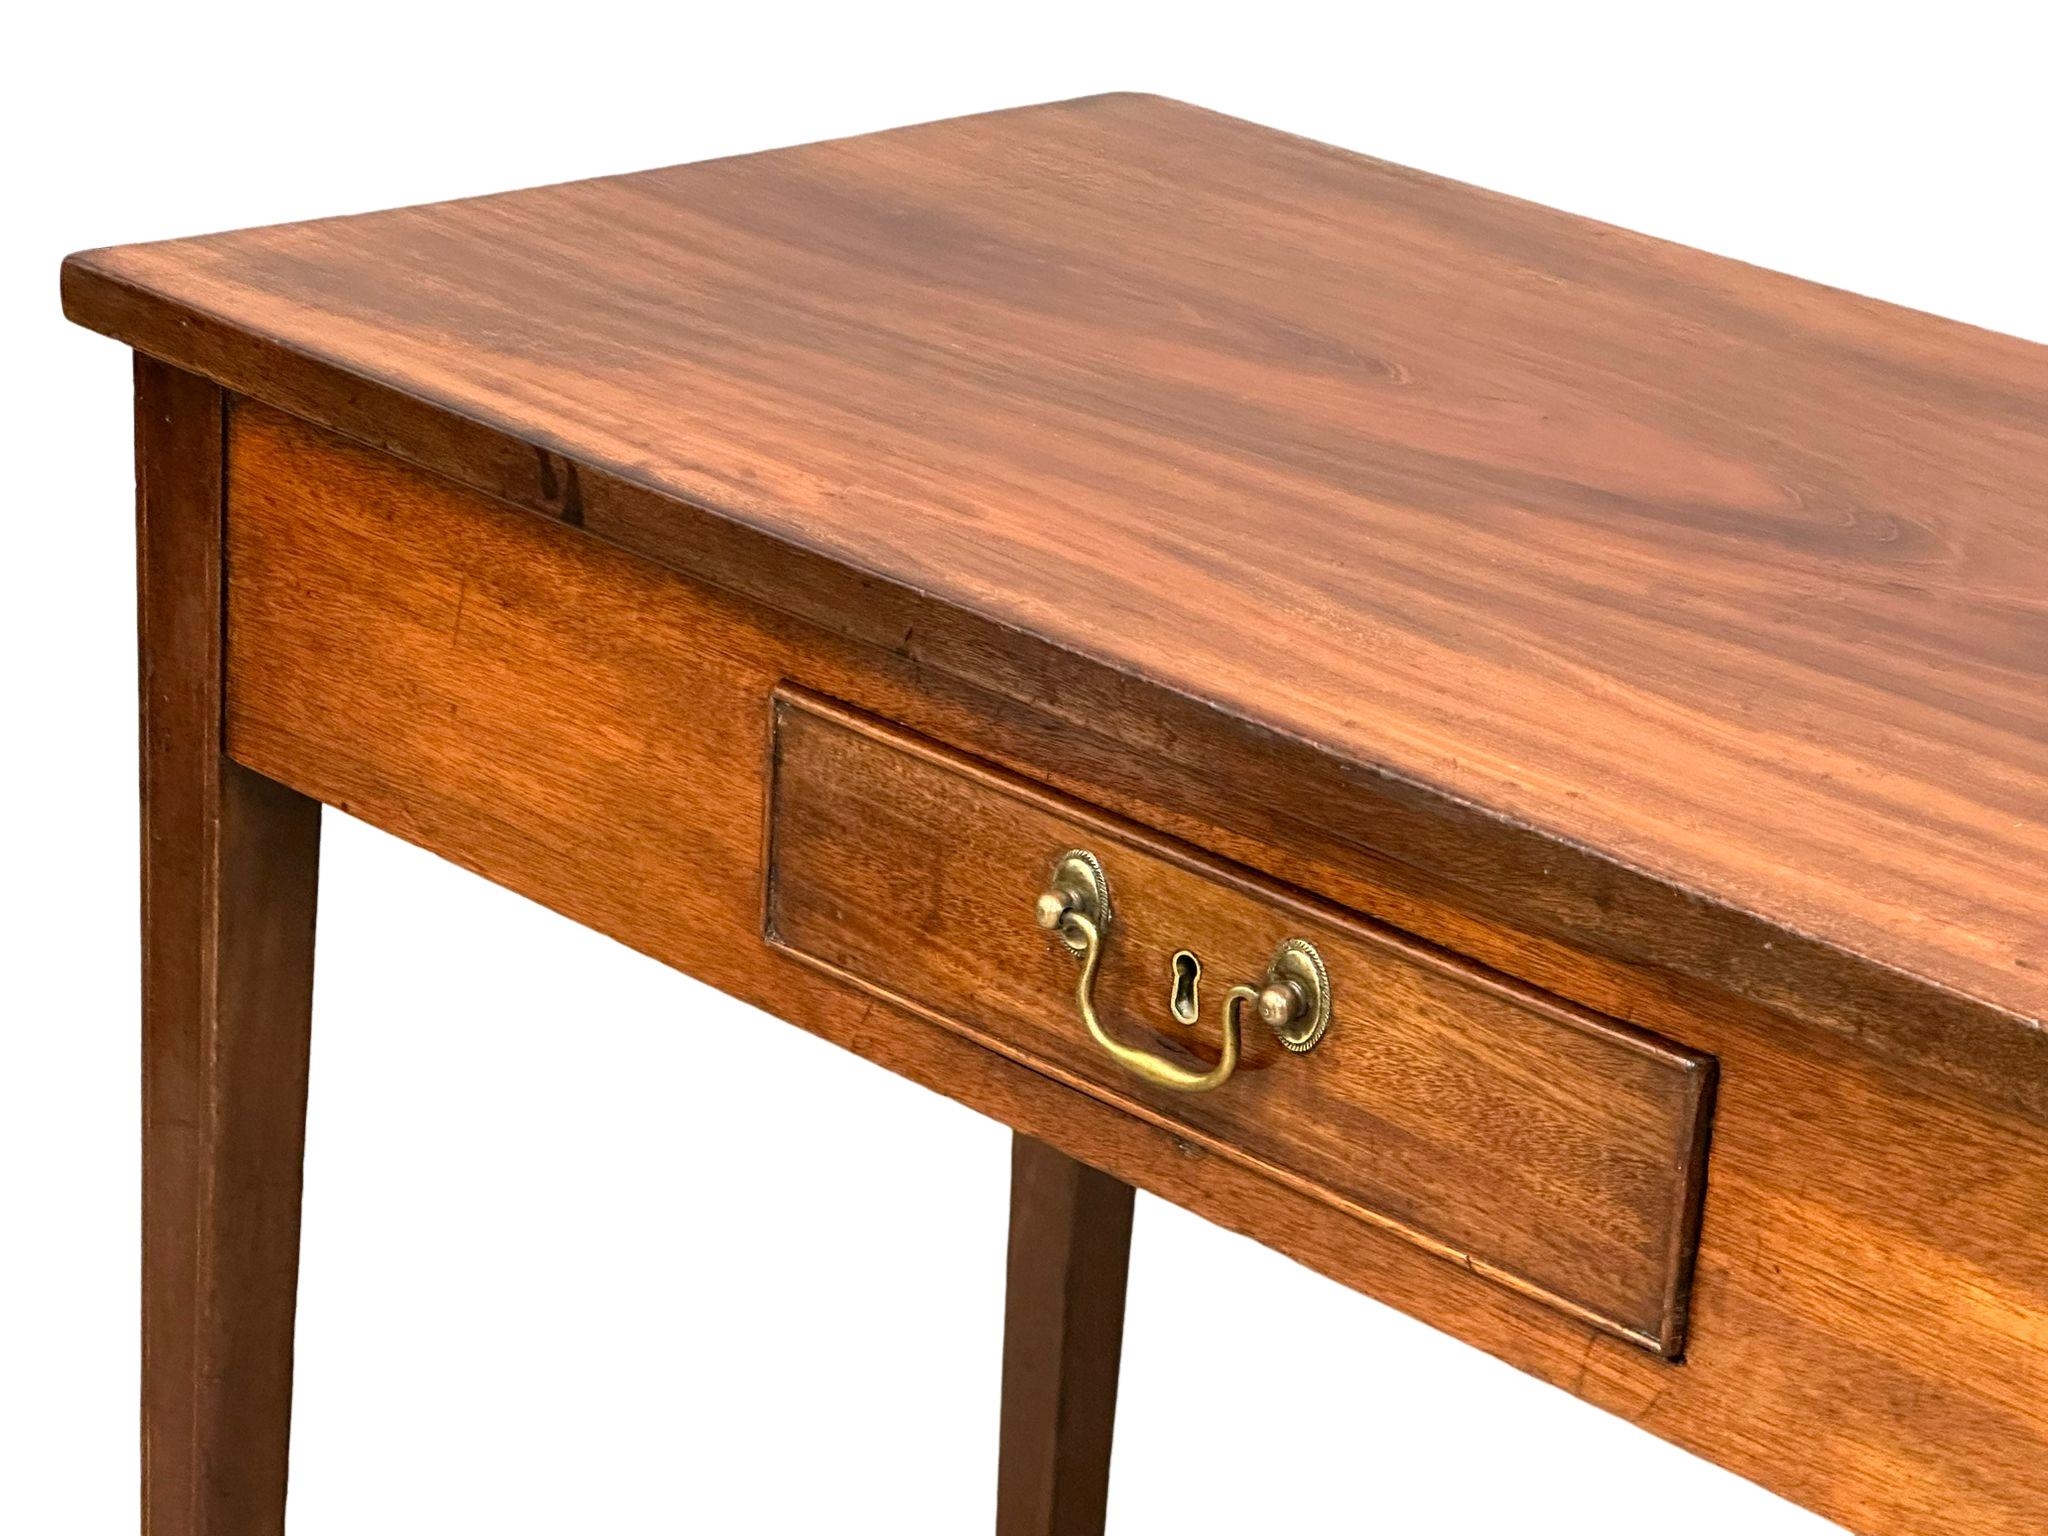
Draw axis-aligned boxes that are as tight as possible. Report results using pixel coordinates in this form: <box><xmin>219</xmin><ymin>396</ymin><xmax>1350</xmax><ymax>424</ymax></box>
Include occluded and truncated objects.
<box><xmin>137</xmin><ymin>356</ymin><xmax>322</xmax><ymax>1535</ymax></box>
<box><xmin>996</xmin><ymin>1134</ymin><xmax>1136</xmax><ymax>1536</ymax></box>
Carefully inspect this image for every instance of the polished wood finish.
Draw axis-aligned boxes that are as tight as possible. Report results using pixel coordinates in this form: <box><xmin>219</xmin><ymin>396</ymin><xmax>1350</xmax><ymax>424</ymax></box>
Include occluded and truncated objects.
<box><xmin>135</xmin><ymin>359</ymin><xmax>322</xmax><ymax>1536</ymax></box>
<box><xmin>217</xmin><ymin>399</ymin><xmax>2048</xmax><ymax>1535</ymax></box>
<box><xmin>996</xmin><ymin>1135</ymin><xmax>1134</xmax><ymax>1536</ymax></box>
<box><xmin>62</xmin><ymin>94</ymin><xmax>2048</xmax><ymax>1123</ymax></box>
<box><xmin>766</xmin><ymin>689</ymin><xmax>1713</xmax><ymax>1354</ymax></box>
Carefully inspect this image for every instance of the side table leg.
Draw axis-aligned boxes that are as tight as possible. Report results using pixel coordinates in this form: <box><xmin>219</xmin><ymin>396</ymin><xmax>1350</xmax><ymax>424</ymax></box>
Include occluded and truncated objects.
<box><xmin>995</xmin><ymin>1133</ymin><xmax>1135</xmax><ymax>1536</ymax></box>
<box><xmin>137</xmin><ymin>356</ymin><xmax>322</xmax><ymax>1536</ymax></box>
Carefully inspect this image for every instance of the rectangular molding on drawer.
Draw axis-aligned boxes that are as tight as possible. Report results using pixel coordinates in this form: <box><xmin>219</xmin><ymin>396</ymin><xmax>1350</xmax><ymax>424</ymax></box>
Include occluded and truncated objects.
<box><xmin>765</xmin><ymin>687</ymin><xmax>1717</xmax><ymax>1355</ymax></box>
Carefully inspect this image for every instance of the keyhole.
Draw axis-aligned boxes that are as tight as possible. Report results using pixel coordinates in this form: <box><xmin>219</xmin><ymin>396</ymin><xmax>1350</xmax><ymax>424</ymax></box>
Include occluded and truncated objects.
<box><xmin>1169</xmin><ymin>950</ymin><xmax>1202</xmax><ymax>1025</ymax></box>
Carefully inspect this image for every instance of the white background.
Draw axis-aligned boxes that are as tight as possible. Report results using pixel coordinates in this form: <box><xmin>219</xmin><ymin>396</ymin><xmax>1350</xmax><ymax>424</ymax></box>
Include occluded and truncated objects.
<box><xmin>7</xmin><ymin>4</ymin><xmax>2043</xmax><ymax>1531</ymax></box>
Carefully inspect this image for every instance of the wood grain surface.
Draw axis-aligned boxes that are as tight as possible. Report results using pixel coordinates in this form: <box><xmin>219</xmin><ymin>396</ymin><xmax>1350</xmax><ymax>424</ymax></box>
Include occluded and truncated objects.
<box><xmin>61</xmin><ymin>94</ymin><xmax>2048</xmax><ymax>1119</ymax></box>
<box><xmin>134</xmin><ymin>361</ymin><xmax>322</xmax><ymax>1535</ymax></box>
<box><xmin>219</xmin><ymin>400</ymin><xmax>2048</xmax><ymax>1536</ymax></box>
<box><xmin>766</xmin><ymin>690</ymin><xmax>1713</xmax><ymax>1353</ymax></box>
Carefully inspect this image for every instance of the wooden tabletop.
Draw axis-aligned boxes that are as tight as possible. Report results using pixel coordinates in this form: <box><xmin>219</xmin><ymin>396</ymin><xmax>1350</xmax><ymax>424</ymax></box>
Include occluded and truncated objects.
<box><xmin>64</xmin><ymin>93</ymin><xmax>2048</xmax><ymax>1103</ymax></box>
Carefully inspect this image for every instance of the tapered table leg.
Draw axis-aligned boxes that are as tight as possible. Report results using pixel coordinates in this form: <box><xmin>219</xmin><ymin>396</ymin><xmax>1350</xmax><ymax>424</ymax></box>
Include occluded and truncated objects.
<box><xmin>995</xmin><ymin>1133</ymin><xmax>1135</xmax><ymax>1536</ymax></box>
<box><xmin>137</xmin><ymin>356</ymin><xmax>322</xmax><ymax>1536</ymax></box>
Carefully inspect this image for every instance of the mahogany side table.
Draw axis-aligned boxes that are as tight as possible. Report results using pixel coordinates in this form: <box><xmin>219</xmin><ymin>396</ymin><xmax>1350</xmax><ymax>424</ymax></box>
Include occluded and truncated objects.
<box><xmin>62</xmin><ymin>94</ymin><xmax>2048</xmax><ymax>1535</ymax></box>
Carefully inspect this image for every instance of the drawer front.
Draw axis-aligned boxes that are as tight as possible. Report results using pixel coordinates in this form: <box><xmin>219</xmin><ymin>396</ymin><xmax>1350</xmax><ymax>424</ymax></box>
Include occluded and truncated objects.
<box><xmin>766</xmin><ymin>689</ymin><xmax>1715</xmax><ymax>1353</ymax></box>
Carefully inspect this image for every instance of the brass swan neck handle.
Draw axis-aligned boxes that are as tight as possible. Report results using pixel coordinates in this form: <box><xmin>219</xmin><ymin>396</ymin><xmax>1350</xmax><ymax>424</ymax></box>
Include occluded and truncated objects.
<box><xmin>1036</xmin><ymin>849</ymin><xmax>1330</xmax><ymax>1094</ymax></box>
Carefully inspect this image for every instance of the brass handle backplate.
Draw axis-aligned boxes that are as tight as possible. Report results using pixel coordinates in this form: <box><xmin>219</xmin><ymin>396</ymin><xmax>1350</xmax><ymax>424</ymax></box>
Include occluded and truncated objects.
<box><xmin>1034</xmin><ymin>849</ymin><xmax>1331</xmax><ymax>1094</ymax></box>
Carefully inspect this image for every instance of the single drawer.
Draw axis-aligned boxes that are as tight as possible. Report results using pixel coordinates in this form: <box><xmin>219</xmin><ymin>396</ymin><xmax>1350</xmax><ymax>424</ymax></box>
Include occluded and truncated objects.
<box><xmin>765</xmin><ymin>688</ymin><xmax>1716</xmax><ymax>1354</ymax></box>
